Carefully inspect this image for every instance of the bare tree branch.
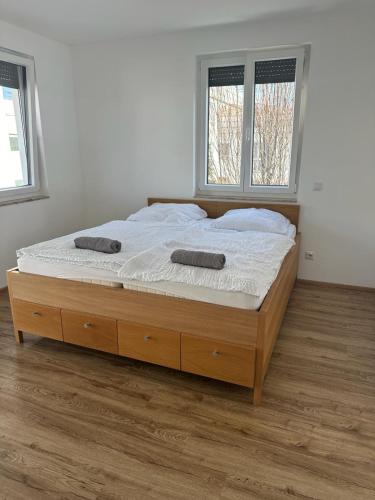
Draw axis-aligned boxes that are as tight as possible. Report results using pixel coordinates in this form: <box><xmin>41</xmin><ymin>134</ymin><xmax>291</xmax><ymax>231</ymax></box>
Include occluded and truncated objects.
<box><xmin>207</xmin><ymin>81</ymin><xmax>295</xmax><ymax>187</ymax></box>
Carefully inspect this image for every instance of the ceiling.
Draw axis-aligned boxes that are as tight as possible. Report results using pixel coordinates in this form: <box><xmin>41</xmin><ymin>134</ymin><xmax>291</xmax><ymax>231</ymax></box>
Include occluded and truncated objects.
<box><xmin>0</xmin><ymin>0</ymin><xmax>353</xmax><ymax>45</ymax></box>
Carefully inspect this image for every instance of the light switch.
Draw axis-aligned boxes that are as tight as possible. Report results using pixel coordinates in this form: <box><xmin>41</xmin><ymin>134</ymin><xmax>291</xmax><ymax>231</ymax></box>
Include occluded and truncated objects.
<box><xmin>313</xmin><ymin>181</ymin><xmax>324</xmax><ymax>191</ymax></box>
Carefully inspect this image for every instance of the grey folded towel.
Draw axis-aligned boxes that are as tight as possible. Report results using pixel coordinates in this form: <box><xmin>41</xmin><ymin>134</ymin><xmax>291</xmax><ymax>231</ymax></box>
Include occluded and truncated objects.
<box><xmin>74</xmin><ymin>237</ymin><xmax>121</xmax><ymax>254</ymax></box>
<box><xmin>171</xmin><ymin>249</ymin><xmax>226</xmax><ymax>270</ymax></box>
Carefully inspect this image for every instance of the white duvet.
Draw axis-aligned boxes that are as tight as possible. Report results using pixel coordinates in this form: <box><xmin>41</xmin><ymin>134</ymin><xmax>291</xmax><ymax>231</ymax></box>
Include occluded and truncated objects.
<box><xmin>118</xmin><ymin>227</ymin><xmax>294</xmax><ymax>297</ymax></box>
<box><xmin>17</xmin><ymin>220</ymin><xmax>295</xmax><ymax>297</ymax></box>
<box><xmin>17</xmin><ymin>220</ymin><xmax>193</xmax><ymax>273</ymax></box>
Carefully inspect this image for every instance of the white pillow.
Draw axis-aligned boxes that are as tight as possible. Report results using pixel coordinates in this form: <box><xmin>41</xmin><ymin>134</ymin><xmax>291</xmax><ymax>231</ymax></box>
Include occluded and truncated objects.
<box><xmin>212</xmin><ymin>208</ymin><xmax>292</xmax><ymax>235</ymax></box>
<box><xmin>127</xmin><ymin>203</ymin><xmax>207</xmax><ymax>224</ymax></box>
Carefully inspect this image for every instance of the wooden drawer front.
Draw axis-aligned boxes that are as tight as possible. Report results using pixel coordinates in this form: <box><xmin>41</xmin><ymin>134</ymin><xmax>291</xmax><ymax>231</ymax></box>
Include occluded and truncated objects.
<box><xmin>181</xmin><ymin>335</ymin><xmax>255</xmax><ymax>387</ymax></box>
<box><xmin>118</xmin><ymin>321</ymin><xmax>180</xmax><ymax>370</ymax></box>
<box><xmin>62</xmin><ymin>310</ymin><xmax>118</xmax><ymax>354</ymax></box>
<box><xmin>13</xmin><ymin>299</ymin><xmax>63</xmax><ymax>340</ymax></box>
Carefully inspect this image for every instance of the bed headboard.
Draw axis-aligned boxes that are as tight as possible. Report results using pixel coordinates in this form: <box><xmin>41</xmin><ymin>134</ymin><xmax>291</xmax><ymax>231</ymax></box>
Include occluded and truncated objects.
<box><xmin>148</xmin><ymin>197</ymin><xmax>300</xmax><ymax>230</ymax></box>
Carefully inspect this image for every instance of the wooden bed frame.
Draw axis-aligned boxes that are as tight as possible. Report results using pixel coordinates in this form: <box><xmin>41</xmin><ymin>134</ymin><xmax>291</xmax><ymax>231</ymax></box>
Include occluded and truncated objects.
<box><xmin>7</xmin><ymin>198</ymin><xmax>300</xmax><ymax>404</ymax></box>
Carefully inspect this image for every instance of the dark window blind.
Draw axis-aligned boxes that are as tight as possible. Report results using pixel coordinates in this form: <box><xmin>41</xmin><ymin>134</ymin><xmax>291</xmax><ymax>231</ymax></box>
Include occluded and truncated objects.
<box><xmin>208</xmin><ymin>65</ymin><xmax>244</xmax><ymax>87</ymax></box>
<box><xmin>0</xmin><ymin>60</ymin><xmax>25</xmax><ymax>89</ymax></box>
<box><xmin>208</xmin><ymin>58</ymin><xmax>296</xmax><ymax>87</ymax></box>
<box><xmin>255</xmin><ymin>58</ymin><xmax>296</xmax><ymax>84</ymax></box>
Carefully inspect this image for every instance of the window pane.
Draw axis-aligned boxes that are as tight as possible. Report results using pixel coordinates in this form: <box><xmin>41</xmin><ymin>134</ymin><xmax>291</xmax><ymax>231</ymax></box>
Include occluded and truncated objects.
<box><xmin>0</xmin><ymin>85</ymin><xmax>28</xmax><ymax>190</ymax></box>
<box><xmin>251</xmin><ymin>58</ymin><xmax>296</xmax><ymax>187</ymax></box>
<box><xmin>207</xmin><ymin>66</ymin><xmax>244</xmax><ymax>185</ymax></box>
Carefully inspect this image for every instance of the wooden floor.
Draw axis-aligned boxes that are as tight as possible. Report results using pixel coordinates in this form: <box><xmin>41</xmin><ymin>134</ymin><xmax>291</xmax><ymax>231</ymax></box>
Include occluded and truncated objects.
<box><xmin>0</xmin><ymin>283</ymin><xmax>374</xmax><ymax>500</ymax></box>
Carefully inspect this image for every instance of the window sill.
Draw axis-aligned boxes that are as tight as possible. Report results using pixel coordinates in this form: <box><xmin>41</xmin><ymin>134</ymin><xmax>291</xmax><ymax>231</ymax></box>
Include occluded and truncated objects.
<box><xmin>0</xmin><ymin>194</ymin><xmax>50</xmax><ymax>207</ymax></box>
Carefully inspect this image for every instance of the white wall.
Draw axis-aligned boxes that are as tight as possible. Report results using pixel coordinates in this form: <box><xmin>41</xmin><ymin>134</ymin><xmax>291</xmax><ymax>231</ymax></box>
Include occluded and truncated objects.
<box><xmin>73</xmin><ymin>2</ymin><xmax>375</xmax><ymax>288</ymax></box>
<box><xmin>0</xmin><ymin>20</ymin><xmax>85</xmax><ymax>287</ymax></box>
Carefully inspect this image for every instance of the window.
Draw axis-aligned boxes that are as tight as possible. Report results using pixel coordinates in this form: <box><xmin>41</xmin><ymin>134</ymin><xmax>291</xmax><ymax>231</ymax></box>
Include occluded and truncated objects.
<box><xmin>207</xmin><ymin>65</ymin><xmax>244</xmax><ymax>186</ymax></box>
<box><xmin>0</xmin><ymin>48</ymin><xmax>43</xmax><ymax>203</ymax></box>
<box><xmin>196</xmin><ymin>46</ymin><xmax>309</xmax><ymax>198</ymax></box>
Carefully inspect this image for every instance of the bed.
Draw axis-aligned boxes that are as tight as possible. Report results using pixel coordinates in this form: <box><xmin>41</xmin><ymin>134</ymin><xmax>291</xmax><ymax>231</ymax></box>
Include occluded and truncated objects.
<box><xmin>7</xmin><ymin>197</ymin><xmax>300</xmax><ymax>404</ymax></box>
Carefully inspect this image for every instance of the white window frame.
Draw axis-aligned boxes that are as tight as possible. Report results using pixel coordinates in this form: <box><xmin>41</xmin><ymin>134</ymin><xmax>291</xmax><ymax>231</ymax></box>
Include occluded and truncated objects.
<box><xmin>195</xmin><ymin>45</ymin><xmax>310</xmax><ymax>199</ymax></box>
<box><xmin>0</xmin><ymin>47</ymin><xmax>42</xmax><ymax>203</ymax></box>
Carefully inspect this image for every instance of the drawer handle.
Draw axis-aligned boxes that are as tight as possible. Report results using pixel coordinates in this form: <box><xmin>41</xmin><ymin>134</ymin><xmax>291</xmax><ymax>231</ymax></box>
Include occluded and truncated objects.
<box><xmin>83</xmin><ymin>322</ymin><xmax>93</xmax><ymax>329</ymax></box>
<box><xmin>144</xmin><ymin>335</ymin><xmax>151</xmax><ymax>342</ymax></box>
<box><xmin>32</xmin><ymin>312</ymin><xmax>41</xmax><ymax>317</ymax></box>
<box><xmin>212</xmin><ymin>350</ymin><xmax>220</xmax><ymax>357</ymax></box>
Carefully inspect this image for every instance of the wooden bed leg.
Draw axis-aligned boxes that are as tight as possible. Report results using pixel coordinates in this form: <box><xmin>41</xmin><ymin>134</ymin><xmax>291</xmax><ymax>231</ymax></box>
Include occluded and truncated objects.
<box><xmin>7</xmin><ymin>269</ymin><xmax>23</xmax><ymax>345</ymax></box>
<box><xmin>14</xmin><ymin>331</ymin><xmax>24</xmax><ymax>344</ymax></box>
<box><xmin>252</xmin><ymin>313</ymin><xmax>265</xmax><ymax>405</ymax></box>
<box><xmin>253</xmin><ymin>385</ymin><xmax>263</xmax><ymax>405</ymax></box>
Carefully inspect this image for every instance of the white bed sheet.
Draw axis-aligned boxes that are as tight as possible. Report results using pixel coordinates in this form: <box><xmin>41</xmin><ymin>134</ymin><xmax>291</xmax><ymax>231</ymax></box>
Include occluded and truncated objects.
<box><xmin>16</xmin><ymin>218</ymin><xmax>295</xmax><ymax>311</ymax></box>
<box><xmin>17</xmin><ymin>255</ymin><xmax>262</xmax><ymax>309</ymax></box>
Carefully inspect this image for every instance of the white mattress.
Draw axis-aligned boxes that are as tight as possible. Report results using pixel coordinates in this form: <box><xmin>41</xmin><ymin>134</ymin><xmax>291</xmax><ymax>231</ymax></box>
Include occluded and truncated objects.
<box><xmin>17</xmin><ymin>255</ymin><xmax>263</xmax><ymax>310</ymax></box>
<box><xmin>17</xmin><ymin>218</ymin><xmax>295</xmax><ymax>311</ymax></box>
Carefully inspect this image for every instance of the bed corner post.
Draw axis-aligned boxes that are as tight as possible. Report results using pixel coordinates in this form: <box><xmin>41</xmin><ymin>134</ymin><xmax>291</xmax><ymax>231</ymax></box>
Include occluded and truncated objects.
<box><xmin>253</xmin><ymin>313</ymin><xmax>266</xmax><ymax>405</ymax></box>
<box><xmin>6</xmin><ymin>269</ymin><xmax>23</xmax><ymax>344</ymax></box>
<box><xmin>14</xmin><ymin>330</ymin><xmax>24</xmax><ymax>344</ymax></box>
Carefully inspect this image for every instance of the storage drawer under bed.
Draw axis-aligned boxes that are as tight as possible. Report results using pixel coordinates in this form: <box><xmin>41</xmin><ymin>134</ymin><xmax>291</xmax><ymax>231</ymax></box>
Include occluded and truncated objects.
<box><xmin>12</xmin><ymin>299</ymin><xmax>63</xmax><ymax>341</ymax></box>
<box><xmin>181</xmin><ymin>334</ymin><xmax>255</xmax><ymax>387</ymax></box>
<box><xmin>61</xmin><ymin>310</ymin><xmax>118</xmax><ymax>354</ymax></box>
<box><xmin>118</xmin><ymin>321</ymin><xmax>180</xmax><ymax>369</ymax></box>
